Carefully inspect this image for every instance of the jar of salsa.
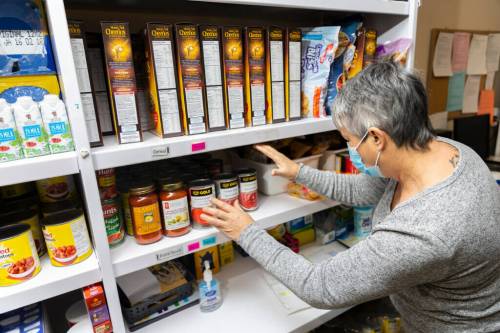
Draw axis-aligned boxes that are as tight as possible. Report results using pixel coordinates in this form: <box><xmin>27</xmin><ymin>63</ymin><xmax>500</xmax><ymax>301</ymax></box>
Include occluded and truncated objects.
<box><xmin>129</xmin><ymin>182</ymin><xmax>162</xmax><ymax>245</ymax></box>
<box><xmin>159</xmin><ymin>178</ymin><xmax>191</xmax><ymax>237</ymax></box>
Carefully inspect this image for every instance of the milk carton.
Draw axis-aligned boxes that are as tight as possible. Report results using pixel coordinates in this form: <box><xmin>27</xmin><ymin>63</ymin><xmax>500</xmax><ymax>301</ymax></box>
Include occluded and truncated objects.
<box><xmin>0</xmin><ymin>98</ymin><xmax>23</xmax><ymax>162</ymax></box>
<box><xmin>40</xmin><ymin>94</ymin><xmax>74</xmax><ymax>154</ymax></box>
<box><xmin>13</xmin><ymin>96</ymin><xmax>49</xmax><ymax>157</ymax></box>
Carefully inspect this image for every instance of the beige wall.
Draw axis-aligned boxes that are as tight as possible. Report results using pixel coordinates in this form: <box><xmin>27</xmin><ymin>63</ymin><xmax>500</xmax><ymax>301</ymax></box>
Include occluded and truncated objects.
<box><xmin>415</xmin><ymin>0</ymin><xmax>500</xmax><ymax>88</ymax></box>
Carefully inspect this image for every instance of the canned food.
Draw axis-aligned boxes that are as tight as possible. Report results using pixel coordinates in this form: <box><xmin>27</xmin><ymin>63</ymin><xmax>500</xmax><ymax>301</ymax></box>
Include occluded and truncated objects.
<box><xmin>0</xmin><ymin>224</ymin><xmax>41</xmax><ymax>286</ymax></box>
<box><xmin>237</xmin><ymin>168</ymin><xmax>258</xmax><ymax>211</ymax></box>
<box><xmin>214</xmin><ymin>173</ymin><xmax>239</xmax><ymax>205</ymax></box>
<box><xmin>41</xmin><ymin>200</ymin><xmax>80</xmax><ymax>218</ymax></box>
<box><xmin>36</xmin><ymin>176</ymin><xmax>77</xmax><ymax>203</ymax></box>
<box><xmin>203</xmin><ymin>159</ymin><xmax>223</xmax><ymax>178</ymax></box>
<box><xmin>101</xmin><ymin>198</ymin><xmax>125</xmax><ymax>247</ymax></box>
<box><xmin>97</xmin><ymin>168</ymin><xmax>118</xmax><ymax>200</ymax></box>
<box><xmin>41</xmin><ymin>210</ymin><xmax>93</xmax><ymax>267</ymax></box>
<box><xmin>189</xmin><ymin>179</ymin><xmax>215</xmax><ymax>228</ymax></box>
<box><xmin>0</xmin><ymin>194</ymin><xmax>38</xmax><ymax>215</ymax></box>
<box><xmin>121</xmin><ymin>190</ymin><xmax>133</xmax><ymax>236</ymax></box>
<box><xmin>0</xmin><ymin>209</ymin><xmax>46</xmax><ymax>256</ymax></box>
<box><xmin>0</xmin><ymin>182</ymin><xmax>34</xmax><ymax>200</ymax></box>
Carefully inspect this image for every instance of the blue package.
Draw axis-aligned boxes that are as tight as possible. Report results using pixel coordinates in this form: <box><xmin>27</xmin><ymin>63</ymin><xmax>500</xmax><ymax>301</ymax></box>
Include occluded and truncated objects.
<box><xmin>0</xmin><ymin>0</ymin><xmax>56</xmax><ymax>76</ymax></box>
<box><xmin>0</xmin><ymin>303</ymin><xmax>48</xmax><ymax>333</ymax></box>
<box><xmin>286</xmin><ymin>215</ymin><xmax>314</xmax><ymax>234</ymax></box>
<box><xmin>325</xmin><ymin>21</ymin><xmax>360</xmax><ymax>115</ymax></box>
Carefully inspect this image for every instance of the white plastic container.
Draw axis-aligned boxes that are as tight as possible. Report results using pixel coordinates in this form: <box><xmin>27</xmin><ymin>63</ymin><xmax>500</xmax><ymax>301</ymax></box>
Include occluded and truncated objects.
<box><xmin>13</xmin><ymin>96</ymin><xmax>50</xmax><ymax>157</ymax></box>
<box><xmin>40</xmin><ymin>94</ymin><xmax>74</xmax><ymax>154</ymax></box>
<box><xmin>65</xmin><ymin>299</ymin><xmax>87</xmax><ymax>327</ymax></box>
<box><xmin>0</xmin><ymin>98</ymin><xmax>23</xmax><ymax>162</ymax></box>
<box><xmin>232</xmin><ymin>153</ymin><xmax>323</xmax><ymax>195</ymax></box>
<box><xmin>67</xmin><ymin>317</ymin><xmax>92</xmax><ymax>333</ymax></box>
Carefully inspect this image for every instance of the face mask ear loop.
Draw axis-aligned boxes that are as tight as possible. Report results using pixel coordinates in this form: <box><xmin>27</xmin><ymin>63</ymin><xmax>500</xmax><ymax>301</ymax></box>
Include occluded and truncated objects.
<box><xmin>354</xmin><ymin>131</ymin><xmax>370</xmax><ymax>151</ymax></box>
<box><xmin>374</xmin><ymin>150</ymin><xmax>381</xmax><ymax>167</ymax></box>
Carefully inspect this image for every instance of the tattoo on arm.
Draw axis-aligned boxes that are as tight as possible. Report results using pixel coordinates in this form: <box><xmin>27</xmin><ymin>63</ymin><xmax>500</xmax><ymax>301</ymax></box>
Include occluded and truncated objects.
<box><xmin>449</xmin><ymin>153</ymin><xmax>460</xmax><ymax>168</ymax></box>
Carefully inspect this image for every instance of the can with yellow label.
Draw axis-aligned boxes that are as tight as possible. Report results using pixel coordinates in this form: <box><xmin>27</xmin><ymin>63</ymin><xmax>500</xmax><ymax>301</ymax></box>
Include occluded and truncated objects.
<box><xmin>0</xmin><ymin>224</ymin><xmax>41</xmax><ymax>286</ymax></box>
<box><xmin>41</xmin><ymin>209</ymin><xmax>93</xmax><ymax>267</ymax></box>
<box><xmin>36</xmin><ymin>176</ymin><xmax>78</xmax><ymax>203</ymax></box>
<box><xmin>0</xmin><ymin>210</ymin><xmax>46</xmax><ymax>257</ymax></box>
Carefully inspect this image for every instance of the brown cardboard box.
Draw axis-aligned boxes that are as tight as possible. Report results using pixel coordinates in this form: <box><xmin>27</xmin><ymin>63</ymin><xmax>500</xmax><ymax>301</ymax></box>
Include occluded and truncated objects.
<box><xmin>244</xmin><ymin>27</ymin><xmax>267</xmax><ymax>127</ymax></box>
<box><xmin>267</xmin><ymin>26</ymin><xmax>286</xmax><ymax>123</ymax></box>
<box><xmin>100</xmin><ymin>22</ymin><xmax>142</xmax><ymax>144</ymax></box>
<box><xmin>175</xmin><ymin>23</ymin><xmax>208</xmax><ymax>135</ymax></box>
<box><xmin>222</xmin><ymin>26</ymin><xmax>246</xmax><ymax>129</ymax></box>
<box><xmin>194</xmin><ymin>245</ymin><xmax>220</xmax><ymax>280</ymax></box>
<box><xmin>145</xmin><ymin>23</ymin><xmax>184</xmax><ymax>138</ymax></box>
<box><xmin>68</xmin><ymin>21</ymin><xmax>103</xmax><ymax>147</ymax></box>
<box><xmin>286</xmin><ymin>28</ymin><xmax>302</xmax><ymax>121</ymax></box>
<box><xmin>200</xmin><ymin>25</ymin><xmax>227</xmax><ymax>131</ymax></box>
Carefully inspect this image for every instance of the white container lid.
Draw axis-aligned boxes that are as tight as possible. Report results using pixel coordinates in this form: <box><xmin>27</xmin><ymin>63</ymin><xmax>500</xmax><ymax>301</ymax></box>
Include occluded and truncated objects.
<box><xmin>65</xmin><ymin>300</ymin><xmax>88</xmax><ymax>326</ymax></box>
<box><xmin>67</xmin><ymin>317</ymin><xmax>92</xmax><ymax>333</ymax></box>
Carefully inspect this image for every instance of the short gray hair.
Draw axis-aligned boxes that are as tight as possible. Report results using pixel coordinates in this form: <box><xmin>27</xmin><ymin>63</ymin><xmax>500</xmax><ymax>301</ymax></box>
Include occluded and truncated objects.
<box><xmin>332</xmin><ymin>61</ymin><xmax>435</xmax><ymax>150</ymax></box>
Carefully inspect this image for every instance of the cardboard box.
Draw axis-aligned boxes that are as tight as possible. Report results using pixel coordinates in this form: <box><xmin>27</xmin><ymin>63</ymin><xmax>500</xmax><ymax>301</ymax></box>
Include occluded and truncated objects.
<box><xmin>68</xmin><ymin>21</ymin><xmax>103</xmax><ymax>147</ymax></box>
<box><xmin>100</xmin><ymin>22</ymin><xmax>142</xmax><ymax>144</ymax></box>
<box><xmin>132</xmin><ymin>33</ymin><xmax>155</xmax><ymax>133</ymax></box>
<box><xmin>221</xmin><ymin>26</ymin><xmax>246</xmax><ymax>129</ymax></box>
<box><xmin>285</xmin><ymin>28</ymin><xmax>302</xmax><ymax>121</ymax></box>
<box><xmin>218</xmin><ymin>241</ymin><xmax>234</xmax><ymax>266</ymax></box>
<box><xmin>194</xmin><ymin>245</ymin><xmax>220</xmax><ymax>280</ymax></box>
<box><xmin>266</xmin><ymin>27</ymin><xmax>286</xmax><ymax>123</ymax></box>
<box><xmin>200</xmin><ymin>25</ymin><xmax>227</xmax><ymax>131</ymax></box>
<box><xmin>244</xmin><ymin>27</ymin><xmax>267</xmax><ymax>127</ymax></box>
<box><xmin>175</xmin><ymin>23</ymin><xmax>208</xmax><ymax>135</ymax></box>
<box><xmin>286</xmin><ymin>214</ymin><xmax>313</xmax><ymax>234</ymax></box>
<box><xmin>82</xmin><ymin>283</ymin><xmax>113</xmax><ymax>333</ymax></box>
<box><xmin>145</xmin><ymin>23</ymin><xmax>184</xmax><ymax>138</ymax></box>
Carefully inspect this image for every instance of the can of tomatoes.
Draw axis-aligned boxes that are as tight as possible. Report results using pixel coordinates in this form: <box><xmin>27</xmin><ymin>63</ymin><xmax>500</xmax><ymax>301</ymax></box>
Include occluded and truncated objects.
<box><xmin>189</xmin><ymin>179</ymin><xmax>215</xmax><ymax>228</ymax></box>
<box><xmin>36</xmin><ymin>176</ymin><xmax>78</xmax><ymax>203</ymax></box>
<box><xmin>101</xmin><ymin>198</ymin><xmax>125</xmax><ymax>247</ymax></box>
<box><xmin>96</xmin><ymin>168</ymin><xmax>118</xmax><ymax>200</ymax></box>
<box><xmin>237</xmin><ymin>168</ymin><xmax>258</xmax><ymax>211</ymax></box>
<box><xmin>41</xmin><ymin>209</ymin><xmax>93</xmax><ymax>267</ymax></box>
<box><xmin>214</xmin><ymin>173</ymin><xmax>239</xmax><ymax>205</ymax></box>
<box><xmin>0</xmin><ymin>224</ymin><xmax>41</xmax><ymax>286</ymax></box>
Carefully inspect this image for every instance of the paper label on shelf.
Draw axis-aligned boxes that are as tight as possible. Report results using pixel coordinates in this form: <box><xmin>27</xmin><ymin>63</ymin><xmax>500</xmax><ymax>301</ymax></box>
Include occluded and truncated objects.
<box><xmin>289</xmin><ymin>41</ymin><xmax>301</xmax><ymax>81</ymax></box>
<box><xmin>158</xmin><ymin>89</ymin><xmax>182</xmax><ymax>134</ymax></box>
<box><xmin>270</xmin><ymin>41</ymin><xmax>284</xmax><ymax>81</ymax></box>
<box><xmin>202</xmin><ymin>40</ymin><xmax>222</xmax><ymax>86</ymax></box>
<box><xmin>152</xmin><ymin>40</ymin><xmax>177</xmax><ymax>90</ymax></box>
<box><xmin>272</xmin><ymin>81</ymin><xmax>285</xmax><ymax>120</ymax></box>
<box><xmin>206</xmin><ymin>85</ymin><xmax>225</xmax><ymax>128</ymax></box>
<box><xmin>151</xmin><ymin>145</ymin><xmax>169</xmax><ymax>158</ymax></box>
<box><xmin>70</xmin><ymin>38</ymin><xmax>92</xmax><ymax>93</ymax></box>
<box><xmin>0</xmin><ymin>30</ymin><xmax>44</xmax><ymax>55</ymax></box>
<box><xmin>187</xmin><ymin>241</ymin><xmax>200</xmax><ymax>252</ymax></box>
<box><xmin>262</xmin><ymin>271</ymin><xmax>310</xmax><ymax>314</ymax></box>
<box><xmin>192</xmin><ymin>141</ymin><xmax>206</xmax><ymax>152</ymax></box>
<box><xmin>156</xmin><ymin>246</ymin><xmax>185</xmax><ymax>262</ymax></box>
<box><xmin>289</xmin><ymin>81</ymin><xmax>301</xmax><ymax>118</ymax></box>
<box><xmin>202</xmin><ymin>236</ymin><xmax>217</xmax><ymax>246</ymax></box>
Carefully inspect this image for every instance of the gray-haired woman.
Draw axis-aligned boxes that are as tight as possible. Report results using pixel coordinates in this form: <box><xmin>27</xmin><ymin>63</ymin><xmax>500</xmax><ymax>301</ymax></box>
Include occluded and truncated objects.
<box><xmin>201</xmin><ymin>61</ymin><xmax>500</xmax><ymax>333</ymax></box>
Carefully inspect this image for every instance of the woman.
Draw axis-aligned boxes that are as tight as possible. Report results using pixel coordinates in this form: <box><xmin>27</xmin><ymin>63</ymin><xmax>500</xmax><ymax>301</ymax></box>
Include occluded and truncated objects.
<box><xmin>201</xmin><ymin>61</ymin><xmax>500</xmax><ymax>332</ymax></box>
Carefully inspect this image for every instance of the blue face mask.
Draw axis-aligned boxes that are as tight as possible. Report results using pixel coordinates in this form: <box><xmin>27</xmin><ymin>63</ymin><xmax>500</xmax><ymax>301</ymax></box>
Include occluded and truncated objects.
<box><xmin>348</xmin><ymin>131</ymin><xmax>384</xmax><ymax>177</ymax></box>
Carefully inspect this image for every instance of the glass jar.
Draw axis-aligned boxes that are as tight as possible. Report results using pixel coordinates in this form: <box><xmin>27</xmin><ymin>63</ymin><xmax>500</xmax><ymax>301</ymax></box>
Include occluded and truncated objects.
<box><xmin>129</xmin><ymin>182</ymin><xmax>162</xmax><ymax>245</ymax></box>
<box><xmin>189</xmin><ymin>179</ymin><xmax>216</xmax><ymax>228</ymax></box>
<box><xmin>159</xmin><ymin>178</ymin><xmax>191</xmax><ymax>237</ymax></box>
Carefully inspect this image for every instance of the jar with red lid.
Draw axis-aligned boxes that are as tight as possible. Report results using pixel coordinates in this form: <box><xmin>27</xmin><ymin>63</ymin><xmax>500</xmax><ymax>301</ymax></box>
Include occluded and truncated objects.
<box><xmin>159</xmin><ymin>178</ymin><xmax>191</xmax><ymax>237</ymax></box>
<box><xmin>129</xmin><ymin>182</ymin><xmax>163</xmax><ymax>245</ymax></box>
<box><xmin>188</xmin><ymin>179</ymin><xmax>215</xmax><ymax>228</ymax></box>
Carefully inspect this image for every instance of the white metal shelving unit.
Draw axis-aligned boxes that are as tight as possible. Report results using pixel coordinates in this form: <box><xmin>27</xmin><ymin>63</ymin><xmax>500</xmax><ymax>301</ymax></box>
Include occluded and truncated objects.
<box><xmin>0</xmin><ymin>0</ymin><xmax>418</xmax><ymax>332</ymax></box>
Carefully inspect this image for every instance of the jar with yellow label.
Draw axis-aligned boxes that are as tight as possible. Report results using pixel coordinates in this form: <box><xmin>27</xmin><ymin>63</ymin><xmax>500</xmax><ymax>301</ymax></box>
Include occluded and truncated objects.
<box><xmin>129</xmin><ymin>182</ymin><xmax>162</xmax><ymax>245</ymax></box>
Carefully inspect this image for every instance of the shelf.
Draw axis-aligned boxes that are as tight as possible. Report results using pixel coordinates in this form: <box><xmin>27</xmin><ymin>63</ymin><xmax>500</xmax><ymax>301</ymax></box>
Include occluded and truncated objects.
<box><xmin>92</xmin><ymin>118</ymin><xmax>336</xmax><ymax>170</ymax></box>
<box><xmin>0</xmin><ymin>252</ymin><xmax>101</xmax><ymax>313</ymax></box>
<box><xmin>111</xmin><ymin>193</ymin><xmax>338</xmax><ymax>277</ymax></box>
<box><xmin>0</xmin><ymin>151</ymin><xmax>79</xmax><ymax>187</ymax></box>
<box><xmin>133</xmin><ymin>242</ymin><xmax>351</xmax><ymax>333</ymax></box>
<box><xmin>189</xmin><ymin>0</ymin><xmax>410</xmax><ymax>15</ymax></box>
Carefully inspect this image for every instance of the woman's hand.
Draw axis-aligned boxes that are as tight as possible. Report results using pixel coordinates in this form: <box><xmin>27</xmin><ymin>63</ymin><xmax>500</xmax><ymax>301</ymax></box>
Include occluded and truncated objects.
<box><xmin>201</xmin><ymin>198</ymin><xmax>255</xmax><ymax>241</ymax></box>
<box><xmin>254</xmin><ymin>144</ymin><xmax>300</xmax><ymax>180</ymax></box>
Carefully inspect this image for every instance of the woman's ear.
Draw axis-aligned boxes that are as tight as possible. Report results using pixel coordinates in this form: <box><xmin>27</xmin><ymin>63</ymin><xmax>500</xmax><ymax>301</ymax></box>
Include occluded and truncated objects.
<box><xmin>368</xmin><ymin>127</ymin><xmax>388</xmax><ymax>151</ymax></box>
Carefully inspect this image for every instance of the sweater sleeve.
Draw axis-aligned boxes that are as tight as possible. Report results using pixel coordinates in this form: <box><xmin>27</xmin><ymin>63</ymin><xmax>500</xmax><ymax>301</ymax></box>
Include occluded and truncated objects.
<box><xmin>295</xmin><ymin>165</ymin><xmax>389</xmax><ymax>206</ymax></box>
<box><xmin>237</xmin><ymin>221</ymin><xmax>452</xmax><ymax>309</ymax></box>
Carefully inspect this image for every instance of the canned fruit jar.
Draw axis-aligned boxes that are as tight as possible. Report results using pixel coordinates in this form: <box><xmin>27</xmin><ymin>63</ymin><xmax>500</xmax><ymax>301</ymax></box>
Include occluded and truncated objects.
<box><xmin>36</xmin><ymin>176</ymin><xmax>77</xmax><ymax>203</ymax></box>
<box><xmin>0</xmin><ymin>224</ymin><xmax>41</xmax><ymax>286</ymax></box>
<box><xmin>41</xmin><ymin>210</ymin><xmax>93</xmax><ymax>267</ymax></box>
<box><xmin>214</xmin><ymin>173</ymin><xmax>239</xmax><ymax>205</ymax></box>
<box><xmin>237</xmin><ymin>168</ymin><xmax>258</xmax><ymax>211</ymax></box>
<box><xmin>189</xmin><ymin>179</ymin><xmax>215</xmax><ymax>228</ymax></box>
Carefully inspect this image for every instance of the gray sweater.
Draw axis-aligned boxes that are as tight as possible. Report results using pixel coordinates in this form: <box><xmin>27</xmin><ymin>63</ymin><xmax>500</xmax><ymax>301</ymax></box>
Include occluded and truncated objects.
<box><xmin>238</xmin><ymin>138</ymin><xmax>500</xmax><ymax>333</ymax></box>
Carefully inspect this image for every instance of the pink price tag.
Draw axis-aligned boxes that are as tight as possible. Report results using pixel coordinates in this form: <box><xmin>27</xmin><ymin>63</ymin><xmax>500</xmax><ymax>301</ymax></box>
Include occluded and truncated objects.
<box><xmin>191</xmin><ymin>141</ymin><xmax>206</xmax><ymax>152</ymax></box>
<box><xmin>187</xmin><ymin>242</ymin><xmax>200</xmax><ymax>252</ymax></box>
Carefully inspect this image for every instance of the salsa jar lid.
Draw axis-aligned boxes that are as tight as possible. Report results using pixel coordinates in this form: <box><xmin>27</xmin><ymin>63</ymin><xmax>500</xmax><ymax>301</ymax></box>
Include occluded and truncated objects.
<box><xmin>189</xmin><ymin>178</ymin><xmax>214</xmax><ymax>188</ymax></box>
<box><xmin>129</xmin><ymin>181</ymin><xmax>156</xmax><ymax>196</ymax></box>
<box><xmin>41</xmin><ymin>209</ymin><xmax>84</xmax><ymax>227</ymax></box>
<box><xmin>0</xmin><ymin>223</ymin><xmax>30</xmax><ymax>241</ymax></box>
<box><xmin>236</xmin><ymin>168</ymin><xmax>257</xmax><ymax>175</ymax></box>
<box><xmin>159</xmin><ymin>177</ymin><xmax>185</xmax><ymax>192</ymax></box>
<box><xmin>213</xmin><ymin>173</ymin><xmax>237</xmax><ymax>181</ymax></box>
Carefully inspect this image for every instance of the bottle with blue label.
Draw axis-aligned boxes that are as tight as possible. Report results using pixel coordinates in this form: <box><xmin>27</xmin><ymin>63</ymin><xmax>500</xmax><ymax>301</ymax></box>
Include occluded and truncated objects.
<box><xmin>39</xmin><ymin>94</ymin><xmax>74</xmax><ymax>154</ymax></box>
<box><xmin>13</xmin><ymin>96</ymin><xmax>49</xmax><ymax>158</ymax></box>
<box><xmin>354</xmin><ymin>206</ymin><xmax>374</xmax><ymax>238</ymax></box>
<box><xmin>0</xmin><ymin>98</ymin><xmax>23</xmax><ymax>162</ymax></box>
<box><xmin>199</xmin><ymin>260</ymin><xmax>222</xmax><ymax>312</ymax></box>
